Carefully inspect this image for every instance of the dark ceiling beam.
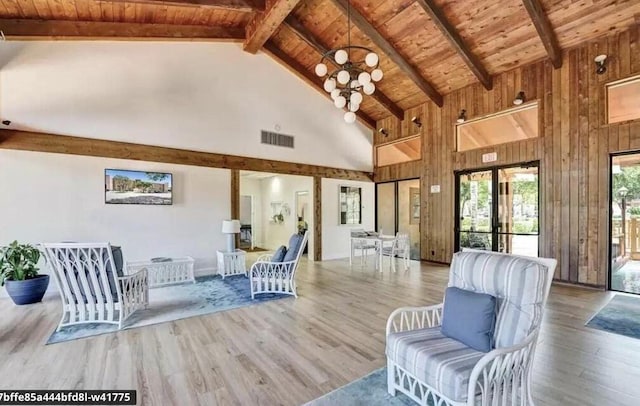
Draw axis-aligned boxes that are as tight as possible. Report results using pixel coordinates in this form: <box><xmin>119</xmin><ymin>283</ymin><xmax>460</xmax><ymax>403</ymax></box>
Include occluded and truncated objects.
<box><xmin>284</xmin><ymin>16</ymin><xmax>404</xmax><ymax>120</ymax></box>
<box><xmin>244</xmin><ymin>0</ymin><xmax>301</xmax><ymax>54</ymax></box>
<box><xmin>263</xmin><ymin>41</ymin><xmax>377</xmax><ymax>129</ymax></box>
<box><xmin>0</xmin><ymin>19</ymin><xmax>245</xmax><ymax>41</ymax></box>
<box><xmin>329</xmin><ymin>0</ymin><xmax>443</xmax><ymax>107</ymax></box>
<box><xmin>522</xmin><ymin>0</ymin><xmax>563</xmax><ymax>69</ymax></box>
<box><xmin>106</xmin><ymin>0</ymin><xmax>264</xmax><ymax>12</ymax></box>
<box><xmin>415</xmin><ymin>0</ymin><xmax>492</xmax><ymax>90</ymax></box>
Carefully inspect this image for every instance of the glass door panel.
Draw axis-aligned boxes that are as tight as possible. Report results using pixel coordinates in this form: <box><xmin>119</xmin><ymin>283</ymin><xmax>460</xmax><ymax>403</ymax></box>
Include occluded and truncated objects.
<box><xmin>610</xmin><ymin>153</ymin><xmax>640</xmax><ymax>294</ymax></box>
<box><xmin>497</xmin><ymin>166</ymin><xmax>539</xmax><ymax>256</ymax></box>
<box><xmin>398</xmin><ymin>179</ymin><xmax>421</xmax><ymax>260</ymax></box>
<box><xmin>457</xmin><ymin>170</ymin><xmax>493</xmax><ymax>251</ymax></box>
<box><xmin>376</xmin><ymin>182</ymin><xmax>396</xmax><ymax>235</ymax></box>
<box><xmin>456</xmin><ymin>163</ymin><xmax>539</xmax><ymax>255</ymax></box>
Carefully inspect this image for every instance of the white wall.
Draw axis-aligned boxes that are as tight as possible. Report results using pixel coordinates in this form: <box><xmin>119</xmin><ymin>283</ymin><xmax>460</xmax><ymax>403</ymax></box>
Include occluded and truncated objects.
<box><xmin>0</xmin><ymin>149</ymin><xmax>230</xmax><ymax>295</ymax></box>
<box><xmin>0</xmin><ymin>41</ymin><xmax>373</xmax><ymax>171</ymax></box>
<box><xmin>321</xmin><ymin>179</ymin><xmax>375</xmax><ymax>261</ymax></box>
<box><xmin>260</xmin><ymin>175</ymin><xmax>314</xmax><ymax>254</ymax></box>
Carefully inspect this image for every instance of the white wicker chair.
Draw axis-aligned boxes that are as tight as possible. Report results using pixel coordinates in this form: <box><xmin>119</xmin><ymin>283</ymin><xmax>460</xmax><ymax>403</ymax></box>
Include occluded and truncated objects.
<box><xmin>386</xmin><ymin>250</ymin><xmax>557</xmax><ymax>406</ymax></box>
<box><xmin>378</xmin><ymin>232</ymin><xmax>410</xmax><ymax>271</ymax></box>
<box><xmin>249</xmin><ymin>231</ymin><xmax>308</xmax><ymax>299</ymax></box>
<box><xmin>42</xmin><ymin>243</ymin><xmax>148</xmax><ymax>330</ymax></box>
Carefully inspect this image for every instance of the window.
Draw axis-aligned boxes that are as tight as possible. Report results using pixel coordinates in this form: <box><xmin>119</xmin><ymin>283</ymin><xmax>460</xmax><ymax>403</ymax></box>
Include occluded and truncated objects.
<box><xmin>339</xmin><ymin>186</ymin><xmax>361</xmax><ymax>225</ymax></box>
<box><xmin>607</xmin><ymin>76</ymin><xmax>640</xmax><ymax>124</ymax></box>
<box><xmin>376</xmin><ymin>136</ymin><xmax>421</xmax><ymax>167</ymax></box>
<box><xmin>456</xmin><ymin>103</ymin><xmax>539</xmax><ymax>152</ymax></box>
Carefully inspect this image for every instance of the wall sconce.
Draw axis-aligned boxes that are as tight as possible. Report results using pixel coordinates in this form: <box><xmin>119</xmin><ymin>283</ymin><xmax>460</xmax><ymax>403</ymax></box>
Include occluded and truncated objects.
<box><xmin>513</xmin><ymin>91</ymin><xmax>526</xmax><ymax>106</ymax></box>
<box><xmin>411</xmin><ymin>116</ymin><xmax>422</xmax><ymax>128</ymax></box>
<box><xmin>378</xmin><ymin>128</ymin><xmax>389</xmax><ymax>137</ymax></box>
<box><xmin>595</xmin><ymin>54</ymin><xmax>607</xmax><ymax>75</ymax></box>
<box><xmin>456</xmin><ymin>109</ymin><xmax>467</xmax><ymax>124</ymax></box>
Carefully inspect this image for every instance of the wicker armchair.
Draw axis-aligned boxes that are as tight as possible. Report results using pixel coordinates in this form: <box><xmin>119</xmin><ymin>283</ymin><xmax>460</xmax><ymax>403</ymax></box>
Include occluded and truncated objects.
<box><xmin>249</xmin><ymin>231</ymin><xmax>308</xmax><ymax>299</ymax></box>
<box><xmin>386</xmin><ymin>250</ymin><xmax>557</xmax><ymax>406</ymax></box>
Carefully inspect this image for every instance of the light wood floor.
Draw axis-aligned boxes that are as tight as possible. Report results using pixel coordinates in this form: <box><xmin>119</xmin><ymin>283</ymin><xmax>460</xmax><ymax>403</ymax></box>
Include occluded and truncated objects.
<box><xmin>1</xmin><ymin>258</ymin><xmax>639</xmax><ymax>406</ymax></box>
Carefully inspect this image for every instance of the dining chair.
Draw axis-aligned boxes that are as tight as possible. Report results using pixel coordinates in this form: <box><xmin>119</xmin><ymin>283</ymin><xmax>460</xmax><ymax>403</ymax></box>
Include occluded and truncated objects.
<box><xmin>350</xmin><ymin>229</ymin><xmax>377</xmax><ymax>266</ymax></box>
<box><xmin>379</xmin><ymin>232</ymin><xmax>410</xmax><ymax>271</ymax></box>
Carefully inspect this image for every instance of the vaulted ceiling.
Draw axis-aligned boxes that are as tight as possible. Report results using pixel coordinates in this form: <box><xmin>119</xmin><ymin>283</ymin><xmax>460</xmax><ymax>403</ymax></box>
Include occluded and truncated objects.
<box><xmin>1</xmin><ymin>0</ymin><xmax>639</xmax><ymax>127</ymax></box>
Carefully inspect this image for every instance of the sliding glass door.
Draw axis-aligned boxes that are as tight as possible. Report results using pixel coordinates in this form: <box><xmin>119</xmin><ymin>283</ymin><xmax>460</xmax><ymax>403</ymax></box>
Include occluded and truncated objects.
<box><xmin>455</xmin><ymin>162</ymin><xmax>539</xmax><ymax>256</ymax></box>
<box><xmin>376</xmin><ymin>179</ymin><xmax>421</xmax><ymax>260</ymax></box>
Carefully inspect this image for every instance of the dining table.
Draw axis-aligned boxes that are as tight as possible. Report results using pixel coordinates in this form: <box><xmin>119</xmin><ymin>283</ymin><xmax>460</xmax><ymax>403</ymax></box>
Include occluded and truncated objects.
<box><xmin>349</xmin><ymin>234</ymin><xmax>396</xmax><ymax>271</ymax></box>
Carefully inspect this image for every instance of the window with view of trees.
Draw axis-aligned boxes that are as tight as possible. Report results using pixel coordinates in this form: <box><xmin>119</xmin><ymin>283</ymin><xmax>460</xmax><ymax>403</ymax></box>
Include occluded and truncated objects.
<box><xmin>339</xmin><ymin>186</ymin><xmax>362</xmax><ymax>225</ymax></box>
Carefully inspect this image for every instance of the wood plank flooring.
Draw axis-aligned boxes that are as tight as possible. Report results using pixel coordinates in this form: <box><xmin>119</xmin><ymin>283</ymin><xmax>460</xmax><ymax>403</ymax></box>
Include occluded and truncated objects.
<box><xmin>0</xmin><ymin>258</ymin><xmax>638</xmax><ymax>405</ymax></box>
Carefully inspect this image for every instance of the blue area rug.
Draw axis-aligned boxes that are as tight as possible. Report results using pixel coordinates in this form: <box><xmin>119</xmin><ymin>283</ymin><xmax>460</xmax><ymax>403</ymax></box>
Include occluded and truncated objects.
<box><xmin>304</xmin><ymin>368</ymin><xmax>417</xmax><ymax>406</ymax></box>
<box><xmin>47</xmin><ymin>274</ymin><xmax>287</xmax><ymax>344</ymax></box>
<box><xmin>586</xmin><ymin>294</ymin><xmax>640</xmax><ymax>340</ymax></box>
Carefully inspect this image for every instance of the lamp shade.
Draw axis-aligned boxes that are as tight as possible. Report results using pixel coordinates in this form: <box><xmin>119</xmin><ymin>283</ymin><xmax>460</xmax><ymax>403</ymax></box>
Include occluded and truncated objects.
<box><xmin>222</xmin><ymin>220</ymin><xmax>241</xmax><ymax>234</ymax></box>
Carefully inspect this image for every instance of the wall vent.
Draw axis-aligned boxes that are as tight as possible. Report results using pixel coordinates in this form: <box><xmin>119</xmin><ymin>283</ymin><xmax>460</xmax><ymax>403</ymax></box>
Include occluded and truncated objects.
<box><xmin>261</xmin><ymin>130</ymin><xmax>295</xmax><ymax>148</ymax></box>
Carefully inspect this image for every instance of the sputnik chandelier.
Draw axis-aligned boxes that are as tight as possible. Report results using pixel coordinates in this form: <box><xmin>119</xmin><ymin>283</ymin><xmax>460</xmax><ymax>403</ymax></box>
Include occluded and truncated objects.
<box><xmin>314</xmin><ymin>0</ymin><xmax>383</xmax><ymax>123</ymax></box>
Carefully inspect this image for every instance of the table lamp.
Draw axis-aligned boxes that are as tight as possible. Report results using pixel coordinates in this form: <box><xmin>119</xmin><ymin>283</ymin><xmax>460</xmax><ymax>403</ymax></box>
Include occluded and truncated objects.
<box><xmin>222</xmin><ymin>219</ymin><xmax>241</xmax><ymax>252</ymax></box>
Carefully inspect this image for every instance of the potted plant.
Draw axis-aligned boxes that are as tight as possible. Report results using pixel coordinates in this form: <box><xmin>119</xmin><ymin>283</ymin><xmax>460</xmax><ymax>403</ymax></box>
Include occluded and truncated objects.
<box><xmin>0</xmin><ymin>241</ymin><xmax>49</xmax><ymax>305</ymax></box>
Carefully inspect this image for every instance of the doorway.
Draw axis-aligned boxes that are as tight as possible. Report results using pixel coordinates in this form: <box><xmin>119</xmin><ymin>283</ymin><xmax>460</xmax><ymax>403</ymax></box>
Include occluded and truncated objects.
<box><xmin>455</xmin><ymin>162</ymin><xmax>539</xmax><ymax>256</ymax></box>
<box><xmin>610</xmin><ymin>152</ymin><xmax>640</xmax><ymax>294</ymax></box>
<box><xmin>295</xmin><ymin>191</ymin><xmax>310</xmax><ymax>255</ymax></box>
<box><xmin>239</xmin><ymin>195</ymin><xmax>255</xmax><ymax>250</ymax></box>
<box><xmin>375</xmin><ymin>179</ymin><xmax>421</xmax><ymax>260</ymax></box>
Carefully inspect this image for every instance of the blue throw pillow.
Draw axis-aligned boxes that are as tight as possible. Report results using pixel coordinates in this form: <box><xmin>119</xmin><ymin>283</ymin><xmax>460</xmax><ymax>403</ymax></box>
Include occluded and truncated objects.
<box><xmin>283</xmin><ymin>234</ymin><xmax>304</xmax><ymax>262</ymax></box>
<box><xmin>272</xmin><ymin>245</ymin><xmax>287</xmax><ymax>262</ymax></box>
<box><xmin>441</xmin><ymin>286</ymin><xmax>497</xmax><ymax>352</ymax></box>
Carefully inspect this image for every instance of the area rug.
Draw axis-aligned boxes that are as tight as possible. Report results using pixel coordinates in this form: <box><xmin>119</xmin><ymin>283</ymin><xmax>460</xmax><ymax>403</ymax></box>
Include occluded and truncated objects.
<box><xmin>304</xmin><ymin>368</ymin><xmax>417</xmax><ymax>406</ymax></box>
<box><xmin>47</xmin><ymin>274</ymin><xmax>287</xmax><ymax>344</ymax></box>
<box><xmin>585</xmin><ymin>294</ymin><xmax>640</xmax><ymax>340</ymax></box>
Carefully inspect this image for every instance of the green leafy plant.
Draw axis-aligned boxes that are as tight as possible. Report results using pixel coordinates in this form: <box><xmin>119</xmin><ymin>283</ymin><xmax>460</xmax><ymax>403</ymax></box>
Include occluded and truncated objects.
<box><xmin>0</xmin><ymin>241</ymin><xmax>41</xmax><ymax>286</ymax></box>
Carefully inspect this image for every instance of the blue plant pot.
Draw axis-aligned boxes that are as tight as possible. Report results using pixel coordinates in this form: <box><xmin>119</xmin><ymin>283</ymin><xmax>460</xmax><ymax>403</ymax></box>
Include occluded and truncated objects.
<box><xmin>5</xmin><ymin>274</ymin><xmax>50</xmax><ymax>305</ymax></box>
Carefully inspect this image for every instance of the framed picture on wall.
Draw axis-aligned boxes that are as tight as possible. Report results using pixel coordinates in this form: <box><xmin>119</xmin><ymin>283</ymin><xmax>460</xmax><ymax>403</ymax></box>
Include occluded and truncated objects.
<box><xmin>105</xmin><ymin>169</ymin><xmax>173</xmax><ymax>205</ymax></box>
<box><xmin>339</xmin><ymin>186</ymin><xmax>362</xmax><ymax>225</ymax></box>
<box><xmin>410</xmin><ymin>187</ymin><xmax>420</xmax><ymax>224</ymax></box>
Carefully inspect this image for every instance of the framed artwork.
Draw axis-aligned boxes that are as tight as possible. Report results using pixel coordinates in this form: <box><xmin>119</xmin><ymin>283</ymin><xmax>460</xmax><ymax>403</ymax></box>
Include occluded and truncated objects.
<box><xmin>339</xmin><ymin>186</ymin><xmax>362</xmax><ymax>225</ymax></box>
<box><xmin>410</xmin><ymin>187</ymin><xmax>420</xmax><ymax>224</ymax></box>
<box><xmin>105</xmin><ymin>169</ymin><xmax>172</xmax><ymax>205</ymax></box>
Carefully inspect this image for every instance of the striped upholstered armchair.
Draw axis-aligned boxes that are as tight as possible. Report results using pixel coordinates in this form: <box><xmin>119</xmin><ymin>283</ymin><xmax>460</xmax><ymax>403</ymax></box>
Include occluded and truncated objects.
<box><xmin>386</xmin><ymin>250</ymin><xmax>557</xmax><ymax>406</ymax></box>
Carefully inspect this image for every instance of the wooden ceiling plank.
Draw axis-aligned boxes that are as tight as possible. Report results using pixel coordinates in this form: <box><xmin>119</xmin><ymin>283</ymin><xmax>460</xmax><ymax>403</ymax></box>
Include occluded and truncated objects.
<box><xmin>263</xmin><ymin>40</ymin><xmax>376</xmax><ymax>129</ymax></box>
<box><xmin>522</xmin><ymin>0</ymin><xmax>562</xmax><ymax>69</ymax></box>
<box><xmin>284</xmin><ymin>16</ymin><xmax>404</xmax><ymax>120</ymax></box>
<box><xmin>328</xmin><ymin>0</ymin><xmax>443</xmax><ymax>107</ymax></box>
<box><xmin>0</xmin><ymin>18</ymin><xmax>246</xmax><ymax>40</ymax></box>
<box><xmin>414</xmin><ymin>0</ymin><xmax>492</xmax><ymax>90</ymax></box>
<box><xmin>243</xmin><ymin>0</ymin><xmax>301</xmax><ymax>54</ymax></box>
<box><xmin>105</xmin><ymin>0</ymin><xmax>263</xmax><ymax>12</ymax></box>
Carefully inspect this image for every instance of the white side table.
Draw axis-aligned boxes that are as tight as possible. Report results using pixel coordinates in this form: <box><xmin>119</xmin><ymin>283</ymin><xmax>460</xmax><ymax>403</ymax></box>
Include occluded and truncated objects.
<box><xmin>217</xmin><ymin>250</ymin><xmax>247</xmax><ymax>279</ymax></box>
<box><xmin>127</xmin><ymin>257</ymin><xmax>195</xmax><ymax>288</ymax></box>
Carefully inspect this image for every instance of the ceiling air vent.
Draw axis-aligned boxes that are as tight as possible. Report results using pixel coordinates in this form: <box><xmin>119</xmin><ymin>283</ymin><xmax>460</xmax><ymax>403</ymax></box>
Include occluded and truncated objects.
<box><xmin>261</xmin><ymin>130</ymin><xmax>295</xmax><ymax>149</ymax></box>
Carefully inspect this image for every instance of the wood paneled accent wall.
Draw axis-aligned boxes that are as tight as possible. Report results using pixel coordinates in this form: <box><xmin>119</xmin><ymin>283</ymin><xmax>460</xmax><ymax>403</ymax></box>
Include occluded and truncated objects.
<box><xmin>375</xmin><ymin>24</ymin><xmax>640</xmax><ymax>287</ymax></box>
<box><xmin>374</xmin><ymin>106</ymin><xmax>425</xmax><ymax>182</ymax></box>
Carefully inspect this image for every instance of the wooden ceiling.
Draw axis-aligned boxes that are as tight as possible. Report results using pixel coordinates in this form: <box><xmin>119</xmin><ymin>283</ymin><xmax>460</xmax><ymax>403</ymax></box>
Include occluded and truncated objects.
<box><xmin>1</xmin><ymin>0</ymin><xmax>639</xmax><ymax>127</ymax></box>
